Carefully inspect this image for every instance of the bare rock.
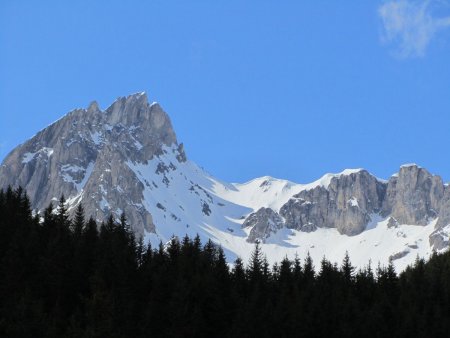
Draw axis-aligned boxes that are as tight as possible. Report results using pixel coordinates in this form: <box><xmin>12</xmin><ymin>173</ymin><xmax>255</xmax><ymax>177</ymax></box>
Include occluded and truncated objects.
<box><xmin>381</xmin><ymin>164</ymin><xmax>443</xmax><ymax>225</ymax></box>
<box><xmin>280</xmin><ymin>170</ymin><xmax>386</xmax><ymax>236</ymax></box>
<box><xmin>0</xmin><ymin>92</ymin><xmax>178</xmax><ymax>236</ymax></box>
<box><xmin>243</xmin><ymin>207</ymin><xmax>284</xmax><ymax>243</ymax></box>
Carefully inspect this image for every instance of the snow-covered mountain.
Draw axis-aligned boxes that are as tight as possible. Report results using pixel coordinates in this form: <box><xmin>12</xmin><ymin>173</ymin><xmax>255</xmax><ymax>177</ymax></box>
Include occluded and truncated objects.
<box><xmin>1</xmin><ymin>92</ymin><xmax>450</xmax><ymax>271</ymax></box>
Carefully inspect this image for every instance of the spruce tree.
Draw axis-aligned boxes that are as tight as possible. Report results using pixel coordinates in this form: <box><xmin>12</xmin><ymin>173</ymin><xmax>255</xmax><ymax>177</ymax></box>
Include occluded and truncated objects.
<box><xmin>73</xmin><ymin>203</ymin><xmax>85</xmax><ymax>237</ymax></box>
<box><xmin>247</xmin><ymin>241</ymin><xmax>263</xmax><ymax>282</ymax></box>
<box><xmin>57</xmin><ymin>195</ymin><xmax>70</xmax><ymax>228</ymax></box>
<box><xmin>341</xmin><ymin>251</ymin><xmax>355</xmax><ymax>283</ymax></box>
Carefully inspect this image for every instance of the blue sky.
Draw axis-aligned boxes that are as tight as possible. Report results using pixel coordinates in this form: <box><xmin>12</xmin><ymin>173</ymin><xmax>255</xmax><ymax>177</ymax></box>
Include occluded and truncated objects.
<box><xmin>1</xmin><ymin>0</ymin><xmax>450</xmax><ymax>183</ymax></box>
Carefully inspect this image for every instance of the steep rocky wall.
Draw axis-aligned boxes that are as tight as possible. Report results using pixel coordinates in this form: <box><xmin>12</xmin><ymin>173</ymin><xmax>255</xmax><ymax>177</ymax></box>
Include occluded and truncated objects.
<box><xmin>279</xmin><ymin>170</ymin><xmax>386</xmax><ymax>236</ymax></box>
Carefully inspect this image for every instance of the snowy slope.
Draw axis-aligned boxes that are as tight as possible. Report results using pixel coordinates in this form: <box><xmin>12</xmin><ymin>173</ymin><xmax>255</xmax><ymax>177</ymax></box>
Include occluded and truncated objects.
<box><xmin>127</xmin><ymin>144</ymin><xmax>440</xmax><ymax>272</ymax></box>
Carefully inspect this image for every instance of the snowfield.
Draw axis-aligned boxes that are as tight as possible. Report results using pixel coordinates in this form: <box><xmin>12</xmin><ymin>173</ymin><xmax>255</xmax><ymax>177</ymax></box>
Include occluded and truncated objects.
<box><xmin>125</xmin><ymin>145</ymin><xmax>440</xmax><ymax>272</ymax></box>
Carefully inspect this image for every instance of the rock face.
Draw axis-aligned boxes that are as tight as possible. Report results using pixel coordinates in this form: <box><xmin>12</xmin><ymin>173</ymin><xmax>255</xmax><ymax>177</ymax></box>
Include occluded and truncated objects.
<box><xmin>242</xmin><ymin>165</ymin><xmax>450</xmax><ymax>250</ymax></box>
<box><xmin>430</xmin><ymin>185</ymin><xmax>450</xmax><ymax>250</ymax></box>
<box><xmin>279</xmin><ymin>170</ymin><xmax>386</xmax><ymax>236</ymax></box>
<box><xmin>381</xmin><ymin>165</ymin><xmax>444</xmax><ymax>225</ymax></box>
<box><xmin>243</xmin><ymin>207</ymin><xmax>284</xmax><ymax>243</ymax></box>
<box><xmin>0</xmin><ymin>92</ymin><xmax>180</xmax><ymax>236</ymax></box>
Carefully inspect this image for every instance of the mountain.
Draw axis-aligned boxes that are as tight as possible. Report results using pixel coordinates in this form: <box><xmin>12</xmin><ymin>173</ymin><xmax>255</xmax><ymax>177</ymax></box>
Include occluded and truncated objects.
<box><xmin>1</xmin><ymin>92</ymin><xmax>449</xmax><ymax>271</ymax></box>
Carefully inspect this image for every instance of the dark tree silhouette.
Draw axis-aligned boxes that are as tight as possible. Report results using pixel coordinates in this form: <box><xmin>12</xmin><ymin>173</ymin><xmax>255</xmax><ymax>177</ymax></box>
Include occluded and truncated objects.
<box><xmin>1</xmin><ymin>186</ymin><xmax>450</xmax><ymax>337</ymax></box>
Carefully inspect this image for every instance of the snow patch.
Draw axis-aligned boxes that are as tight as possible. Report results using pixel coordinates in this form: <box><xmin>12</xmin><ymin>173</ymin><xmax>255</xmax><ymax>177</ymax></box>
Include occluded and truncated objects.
<box><xmin>42</xmin><ymin>148</ymin><xmax>54</xmax><ymax>157</ymax></box>
<box><xmin>301</xmin><ymin>168</ymin><xmax>363</xmax><ymax>191</ymax></box>
<box><xmin>100</xmin><ymin>197</ymin><xmax>110</xmax><ymax>211</ymax></box>
<box><xmin>401</xmin><ymin>163</ymin><xmax>419</xmax><ymax>168</ymax></box>
<box><xmin>340</xmin><ymin>168</ymin><xmax>364</xmax><ymax>175</ymax></box>
<box><xmin>90</xmin><ymin>131</ymin><xmax>102</xmax><ymax>145</ymax></box>
<box><xmin>61</xmin><ymin>164</ymin><xmax>85</xmax><ymax>173</ymax></box>
<box><xmin>66</xmin><ymin>138</ymin><xmax>77</xmax><ymax>147</ymax></box>
<box><xmin>22</xmin><ymin>147</ymin><xmax>54</xmax><ymax>163</ymax></box>
<box><xmin>104</xmin><ymin>124</ymin><xmax>113</xmax><ymax>131</ymax></box>
<box><xmin>348</xmin><ymin>197</ymin><xmax>359</xmax><ymax>207</ymax></box>
<box><xmin>22</xmin><ymin>152</ymin><xmax>36</xmax><ymax>163</ymax></box>
<box><xmin>60</xmin><ymin>162</ymin><xmax>94</xmax><ymax>192</ymax></box>
<box><xmin>77</xmin><ymin>162</ymin><xmax>94</xmax><ymax>191</ymax></box>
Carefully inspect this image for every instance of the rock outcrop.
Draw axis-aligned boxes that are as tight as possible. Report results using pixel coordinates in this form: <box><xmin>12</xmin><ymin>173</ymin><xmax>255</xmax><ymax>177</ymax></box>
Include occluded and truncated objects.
<box><xmin>243</xmin><ymin>207</ymin><xmax>284</xmax><ymax>243</ymax></box>
<box><xmin>279</xmin><ymin>170</ymin><xmax>386</xmax><ymax>236</ymax></box>
<box><xmin>430</xmin><ymin>185</ymin><xmax>450</xmax><ymax>250</ymax></box>
<box><xmin>381</xmin><ymin>164</ymin><xmax>444</xmax><ymax>225</ymax></box>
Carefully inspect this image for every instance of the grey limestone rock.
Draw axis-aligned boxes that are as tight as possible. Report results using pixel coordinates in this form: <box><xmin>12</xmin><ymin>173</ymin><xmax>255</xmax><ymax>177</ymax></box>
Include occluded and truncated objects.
<box><xmin>381</xmin><ymin>164</ymin><xmax>443</xmax><ymax>225</ymax></box>
<box><xmin>429</xmin><ymin>185</ymin><xmax>450</xmax><ymax>250</ymax></box>
<box><xmin>277</xmin><ymin>165</ymin><xmax>450</xmax><ymax>249</ymax></box>
<box><xmin>389</xmin><ymin>249</ymin><xmax>410</xmax><ymax>262</ymax></box>
<box><xmin>387</xmin><ymin>217</ymin><xmax>399</xmax><ymax>229</ymax></box>
<box><xmin>435</xmin><ymin>185</ymin><xmax>450</xmax><ymax>230</ymax></box>
<box><xmin>243</xmin><ymin>207</ymin><xmax>284</xmax><ymax>243</ymax></box>
<box><xmin>280</xmin><ymin>170</ymin><xmax>386</xmax><ymax>236</ymax></box>
<box><xmin>0</xmin><ymin>92</ymin><xmax>180</xmax><ymax>236</ymax></box>
<box><xmin>429</xmin><ymin>230</ymin><xmax>449</xmax><ymax>251</ymax></box>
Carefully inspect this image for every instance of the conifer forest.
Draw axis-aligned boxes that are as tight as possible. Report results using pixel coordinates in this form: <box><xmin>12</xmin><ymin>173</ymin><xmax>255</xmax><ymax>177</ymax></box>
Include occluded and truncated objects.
<box><xmin>1</xmin><ymin>187</ymin><xmax>450</xmax><ymax>337</ymax></box>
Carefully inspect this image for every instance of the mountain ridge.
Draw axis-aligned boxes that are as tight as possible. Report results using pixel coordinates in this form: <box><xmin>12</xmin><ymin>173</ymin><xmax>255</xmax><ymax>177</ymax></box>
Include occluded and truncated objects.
<box><xmin>1</xmin><ymin>92</ymin><xmax>449</xmax><ymax>271</ymax></box>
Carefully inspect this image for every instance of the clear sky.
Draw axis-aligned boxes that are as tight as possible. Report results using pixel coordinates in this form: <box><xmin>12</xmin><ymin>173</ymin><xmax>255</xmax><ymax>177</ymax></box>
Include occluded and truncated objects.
<box><xmin>1</xmin><ymin>0</ymin><xmax>450</xmax><ymax>183</ymax></box>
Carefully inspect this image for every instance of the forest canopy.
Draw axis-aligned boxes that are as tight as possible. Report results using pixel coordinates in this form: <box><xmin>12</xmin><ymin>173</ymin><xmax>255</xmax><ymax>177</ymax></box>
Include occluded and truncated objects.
<box><xmin>1</xmin><ymin>186</ymin><xmax>450</xmax><ymax>337</ymax></box>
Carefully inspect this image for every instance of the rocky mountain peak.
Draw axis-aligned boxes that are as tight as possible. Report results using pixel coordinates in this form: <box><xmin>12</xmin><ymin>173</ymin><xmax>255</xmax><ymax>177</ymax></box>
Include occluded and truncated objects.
<box><xmin>87</xmin><ymin>100</ymin><xmax>100</xmax><ymax>113</ymax></box>
<box><xmin>382</xmin><ymin>163</ymin><xmax>444</xmax><ymax>225</ymax></box>
<box><xmin>0</xmin><ymin>93</ymin><xmax>180</xmax><ymax>236</ymax></box>
<box><xmin>105</xmin><ymin>92</ymin><xmax>151</xmax><ymax>126</ymax></box>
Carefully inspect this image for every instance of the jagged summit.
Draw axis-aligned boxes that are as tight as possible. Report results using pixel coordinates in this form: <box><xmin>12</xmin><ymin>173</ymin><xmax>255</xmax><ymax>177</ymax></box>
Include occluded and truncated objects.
<box><xmin>0</xmin><ymin>93</ymin><xmax>178</xmax><ymax>236</ymax></box>
<box><xmin>87</xmin><ymin>100</ymin><xmax>100</xmax><ymax>113</ymax></box>
<box><xmin>1</xmin><ymin>93</ymin><xmax>450</xmax><ymax>271</ymax></box>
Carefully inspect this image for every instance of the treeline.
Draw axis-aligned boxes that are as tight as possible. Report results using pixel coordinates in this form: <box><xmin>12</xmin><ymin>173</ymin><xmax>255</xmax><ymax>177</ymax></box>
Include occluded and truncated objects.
<box><xmin>1</xmin><ymin>187</ymin><xmax>450</xmax><ymax>337</ymax></box>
